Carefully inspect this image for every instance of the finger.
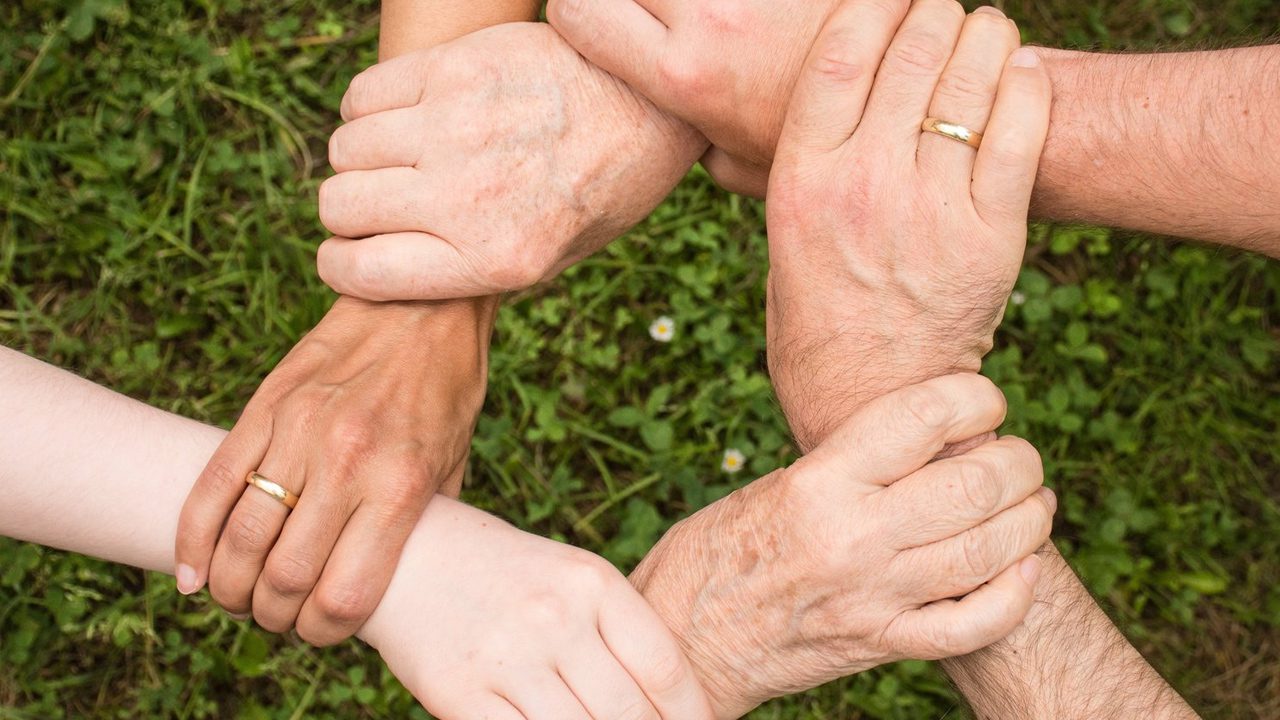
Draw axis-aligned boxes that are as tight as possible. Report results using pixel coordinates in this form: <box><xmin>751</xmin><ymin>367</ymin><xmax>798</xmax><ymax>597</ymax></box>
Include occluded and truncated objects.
<box><xmin>329</xmin><ymin>106</ymin><xmax>427</xmax><ymax>173</ymax></box>
<box><xmin>317</xmin><ymin>167</ymin><xmax>427</xmax><ymax>238</ymax></box>
<box><xmin>598</xmin><ymin>583</ymin><xmax>715</xmax><ymax>719</ymax></box>
<box><xmin>175</xmin><ymin>407</ymin><xmax>272</xmax><ymax>594</ymax></box>
<box><xmin>776</xmin><ymin>0</ymin><xmax>910</xmax><ymax>158</ymax></box>
<box><xmin>889</xmin><ymin>553</ymin><xmax>1042</xmax><ymax>659</ymax></box>
<box><xmin>316</xmin><ymin>233</ymin><xmax>491</xmax><ymax>302</ymax></box>
<box><xmin>559</xmin><ymin>647</ymin><xmax>660</xmax><ymax>720</ymax></box>
<box><xmin>207</xmin><ymin>449</ymin><xmax>302</xmax><ymax>615</ymax></box>
<box><xmin>506</xmin><ymin>672</ymin><xmax>593</xmax><ymax>720</ymax></box>
<box><xmin>861</xmin><ymin>0</ymin><xmax>966</xmax><ymax>143</ymax></box>
<box><xmin>547</xmin><ymin>0</ymin><xmax>669</xmax><ymax>107</ymax></box>
<box><xmin>699</xmin><ymin>147</ymin><xmax>769</xmax><ymax>199</ymax></box>
<box><xmin>800</xmin><ymin>374</ymin><xmax>1008</xmax><ymax>489</ymax></box>
<box><xmin>901</xmin><ymin>487</ymin><xmax>1056</xmax><ymax>600</ymax></box>
<box><xmin>340</xmin><ymin>51</ymin><xmax>432</xmax><ymax>122</ymax></box>
<box><xmin>294</xmin><ymin>498</ymin><xmax>422</xmax><ymax>646</ymax></box>
<box><xmin>932</xmin><ymin>431</ymin><xmax>997</xmax><ymax>460</ymax></box>
<box><xmin>917</xmin><ymin>7</ymin><xmax>1020</xmax><ymax>182</ymax></box>
<box><xmin>971</xmin><ymin>46</ymin><xmax>1053</xmax><ymax>225</ymax></box>
<box><xmin>250</xmin><ymin>477</ymin><xmax>355</xmax><ymax>633</ymax></box>
<box><xmin>881</xmin><ymin>435</ymin><xmax>1043</xmax><ymax>546</ymax></box>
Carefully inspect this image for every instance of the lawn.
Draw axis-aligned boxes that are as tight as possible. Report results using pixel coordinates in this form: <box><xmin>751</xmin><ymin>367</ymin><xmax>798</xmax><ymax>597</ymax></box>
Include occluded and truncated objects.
<box><xmin>2</xmin><ymin>0</ymin><xmax>1278</xmax><ymax>718</ymax></box>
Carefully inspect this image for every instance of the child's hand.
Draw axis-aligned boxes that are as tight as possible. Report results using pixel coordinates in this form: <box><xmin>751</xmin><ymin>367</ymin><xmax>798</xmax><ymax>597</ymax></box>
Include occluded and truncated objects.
<box><xmin>359</xmin><ymin>498</ymin><xmax>714</xmax><ymax>720</ymax></box>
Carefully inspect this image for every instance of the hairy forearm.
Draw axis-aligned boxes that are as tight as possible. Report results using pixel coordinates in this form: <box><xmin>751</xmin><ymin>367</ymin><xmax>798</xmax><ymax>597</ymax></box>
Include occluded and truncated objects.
<box><xmin>942</xmin><ymin>544</ymin><xmax>1196</xmax><ymax>719</ymax></box>
<box><xmin>1034</xmin><ymin>46</ymin><xmax>1279</xmax><ymax>255</ymax></box>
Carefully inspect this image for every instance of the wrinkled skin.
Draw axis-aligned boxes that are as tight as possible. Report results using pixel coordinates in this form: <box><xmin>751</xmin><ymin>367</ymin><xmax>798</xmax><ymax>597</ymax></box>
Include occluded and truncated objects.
<box><xmin>632</xmin><ymin>375</ymin><xmax>1055</xmax><ymax>718</ymax></box>
<box><xmin>317</xmin><ymin>22</ymin><xmax>707</xmax><ymax>301</ymax></box>
<box><xmin>764</xmin><ymin>0</ymin><xmax>1049</xmax><ymax>449</ymax></box>
<box><xmin>549</xmin><ymin>0</ymin><xmax>841</xmax><ymax>195</ymax></box>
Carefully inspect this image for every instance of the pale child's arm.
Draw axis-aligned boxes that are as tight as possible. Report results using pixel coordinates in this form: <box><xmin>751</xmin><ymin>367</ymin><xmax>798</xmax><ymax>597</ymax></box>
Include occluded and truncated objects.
<box><xmin>0</xmin><ymin>346</ymin><xmax>713</xmax><ymax>718</ymax></box>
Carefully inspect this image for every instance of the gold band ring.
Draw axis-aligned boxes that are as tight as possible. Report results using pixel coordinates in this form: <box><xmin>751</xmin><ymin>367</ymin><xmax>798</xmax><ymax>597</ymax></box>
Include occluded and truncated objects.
<box><xmin>922</xmin><ymin>117</ymin><xmax>983</xmax><ymax>149</ymax></box>
<box><xmin>246</xmin><ymin>471</ymin><xmax>300</xmax><ymax>510</ymax></box>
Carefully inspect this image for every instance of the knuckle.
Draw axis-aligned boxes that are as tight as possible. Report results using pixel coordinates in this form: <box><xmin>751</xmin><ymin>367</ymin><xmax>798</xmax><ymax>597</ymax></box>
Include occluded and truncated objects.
<box><xmin>202</xmin><ymin>459</ymin><xmax>245</xmax><ymax>495</ymax></box>
<box><xmin>656</xmin><ymin>54</ymin><xmax>710</xmax><ymax>102</ymax></box>
<box><xmin>379</xmin><ymin>468</ymin><xmax>430</xmax><ymax>514</ymax></box>
<box><xmin>523</xmin><ymin>591</ymin><xmax>574</xmax><ymax>630</ymax></box>
<box><xmin>897</xmin><ymin>384</ymin><xmax>952</xmax><ymax>432</ymax></box>
<box><xmin>341</xmin><ymin>70</ymin><xmax>373</xmax><ymax>120</ymax></box>
<box><xmin>968</xmin><ymin>5</ymin><xmax>1009</xmax><ymax>27</ymax></box>
<box><xmin>225</xmin><ymin>511</ymin><xmax>276</xmax><ymax>555</ymax></box>
<box><xmin>326</xmin><ymin>416</ymin><xmax>377</xmax><ymax>461</ymax></box>
<box><xmin>887</xmin><ymin>32</ymin><xmax>950</xmax><ymax>76</ymax></box>
<box><xmin>489</xmin><ymin>246</ymin><xmax>545</xmax><ymax>291</ymax></box>
<box><xmin>935</xmin><ymin>67</ymin><xmax>992</xmax><ymax>104</ymax></box>
<box><xmin>1005</xmin><ymin>437</ymin><xmax>1044</xmax><ymax>481</ymax></box>
<box><xmin>639</xmin><ymin>647</ymin><xmax>691</xmax><ymax>700</ymax></box>
<box><xmin>958</xmin><ymin>526</ymin><xmax>999</xmax><ymax>582</ymax></box>
<box><xmin>953</xmin><ymin>457</ymin><xmax>1002</xmax><ymax>518</ymax></box>
<box><xmin>314</xmin><ymin>582</ymin><xmax>376</xmax><ymax>628</ymax></box>
<box><xmin>207</xmin><ymin>584</ymin><xmax>248</xmax><ymax>615</ymax></box>
<box><xmin>809</xmin><ymin>33</ymin><xmax>873</xmax><ymax>88</ymax></box>
<box><xmin>253</xmin><ymin>610</ymin><xmax>293</xmax><ymax>634</ymax></box>
<box><xmin>546</xmin><ymin>0</ymin><xmax>581</xmax><ymax>26</ymax></box>
<box><xmin>567</xmin><ymin>553</ymin><xmax>620</xmax><ymax>593</ymax></box>
<box><xmin>985</xmin><ymin>140</ymin><xmax>1031</xmax><ymax>173</ymax></box>
<box><xmin>263</xmin><ymin>554</ymin><xmax>320</xmax><ymax>597</ymax></box>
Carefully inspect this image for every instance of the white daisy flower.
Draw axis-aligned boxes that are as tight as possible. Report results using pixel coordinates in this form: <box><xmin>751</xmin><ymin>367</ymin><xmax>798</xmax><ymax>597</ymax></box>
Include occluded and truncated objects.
<box><xmin>721</xmin><ymin>448</ymin><xmax>746</xmax><ymax>474</ymax></box>
<box><xmin>1010</xmin><ymin>291</ymin><xmax>1027</xmax><ymax>306</ymax></box>
<box><xmin>649</xmin><ymin>316</ymin><xmax>675</xmax><ymax>343</ymax></box>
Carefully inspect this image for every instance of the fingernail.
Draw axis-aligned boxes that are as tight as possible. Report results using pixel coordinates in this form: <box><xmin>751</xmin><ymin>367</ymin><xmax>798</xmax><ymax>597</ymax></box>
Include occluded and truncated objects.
<box><xmin>1010</xmin><ymin>48</ymin><xmax>1040</xmax><ymax>69</ymax></box>
<box><xmin>1019</xmin><ymin>555</ymin><xmax>1042</xmax><ymax>586</ymax></box>
<box><xmin>176</xmin><ymin>564</ymin><xmax>201</xmax><ymax>595</ymax></box>
<box><xmin>229</xmin><ymin>612</ymin><xmax>251</xmax><ymax>622</ymax></box>
<box><xmin>1037</xmin><ymin>487</ymin><xmax>1058</xmax><ymax>514</ymax></box>
<box><xmin>973</xmin><ymin>6</ymin><xmax>1005</xmax><ymax>17</ymax></box>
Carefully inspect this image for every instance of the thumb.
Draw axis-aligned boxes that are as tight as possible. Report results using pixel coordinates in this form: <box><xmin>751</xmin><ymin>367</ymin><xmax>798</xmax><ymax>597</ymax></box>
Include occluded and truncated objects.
<box><xmin>800</xmin><ymin>374</ymin><xmax>1008</xmax><ymax>490</ymax></box>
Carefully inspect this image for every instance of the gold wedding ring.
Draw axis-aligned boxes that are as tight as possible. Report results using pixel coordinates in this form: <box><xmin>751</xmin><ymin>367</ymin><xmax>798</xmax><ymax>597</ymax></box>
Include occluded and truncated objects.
<box><xmin>246</xmin><ymin>471</ymin><xmax>300</xmax><ymax>510</ymax></box>
<box><xmin>922</xmin><ymin>117</ymin><xmax>984</xmax><ymax>149</ymax></box>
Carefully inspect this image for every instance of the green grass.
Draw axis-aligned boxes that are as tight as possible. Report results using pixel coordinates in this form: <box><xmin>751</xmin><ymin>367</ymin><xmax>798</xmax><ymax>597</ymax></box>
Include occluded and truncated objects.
<box><xmin>2</xmin><ymin>0</ymin><xmax>1279</xmax><ymax>718</ymax></box>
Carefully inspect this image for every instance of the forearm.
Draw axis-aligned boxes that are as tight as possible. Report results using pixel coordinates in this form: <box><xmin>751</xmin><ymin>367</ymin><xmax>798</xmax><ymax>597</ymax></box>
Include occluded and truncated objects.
<box><xmin>1035</xmin><ymin>46</ymin><xmax>1280</xmax><ymax>255</ymax></box>
<box><xmin>0</xmin><ymin>346</ymin><xmax>475</xmax><ymax>649</ymax></box>
<box><xmin>942</xmin><ymin>544</ymin><xmax>1196</xmax><ymax>719</ymax></box>
<box><xmin>378</xmin><ymin>0</ymin><xmax>539</xmax><ymax>59</ymax></box>
<box><xmin>368</xmin><ymin>0</ymin><xmax>539</xmax><ymax>355</ymax></box>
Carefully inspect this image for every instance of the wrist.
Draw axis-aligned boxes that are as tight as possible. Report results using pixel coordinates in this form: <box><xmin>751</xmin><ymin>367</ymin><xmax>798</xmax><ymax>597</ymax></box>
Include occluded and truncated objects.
<box><xmin>772</xmin><ymin>325</ymin><xmax>985</xmax><ymax>451</ymax></box>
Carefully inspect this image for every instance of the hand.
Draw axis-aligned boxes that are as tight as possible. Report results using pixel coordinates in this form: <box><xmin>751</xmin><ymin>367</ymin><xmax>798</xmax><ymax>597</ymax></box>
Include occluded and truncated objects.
<box><xmin>175</xmin><ymin>296</ymin><xmax>494</xmax><ymax>645</ymax></box>
<box><xmin>316</xmin><ymin>22</ymin><xmax>707</xmax><ymax>301</ymax></box>
<box><xmin>548</xmin><ymin>0</ymin><xmax>841</xmax><ymax>196</ymax></box>
<box><xmin>362</xmin><ymin>497</ymin><xmax>715</xmax><ymax>720</ymax></box>
<box><xmin>631</xmin><ymin>374</ymin><xmax>1055</xmax><ymax>717</ymax></box>
<box><xmin>765</xmin><ymin>0</ymin><xmax>1052</xmax><ymax>449</ymax></box>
